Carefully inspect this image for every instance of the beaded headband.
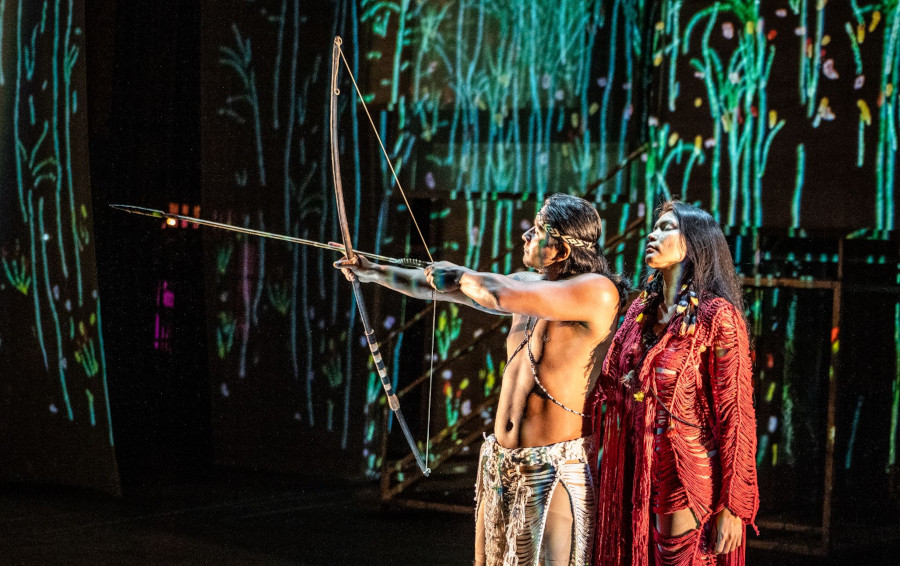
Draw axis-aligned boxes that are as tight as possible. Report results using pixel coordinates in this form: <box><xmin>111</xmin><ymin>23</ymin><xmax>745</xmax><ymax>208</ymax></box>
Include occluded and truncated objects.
<box><xmin>536</xmin><ymin>213</ymin><xmax>596</xmax><ymax>249</ymax></box>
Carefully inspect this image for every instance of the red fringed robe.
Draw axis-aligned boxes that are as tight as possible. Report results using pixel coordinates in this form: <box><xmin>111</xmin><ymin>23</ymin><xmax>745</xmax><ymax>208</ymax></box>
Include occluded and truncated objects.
<box><xmin>591</xmin><ymin>297</ymin><xmax>759</xmax><ymax>566</ymax></box>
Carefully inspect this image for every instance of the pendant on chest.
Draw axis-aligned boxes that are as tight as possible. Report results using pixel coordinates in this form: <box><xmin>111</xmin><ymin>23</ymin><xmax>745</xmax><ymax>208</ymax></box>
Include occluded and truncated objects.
<box><xmin>620</xmin><ymin>369</ymin><xmax>645</xmax><ymax>402</ymax></box>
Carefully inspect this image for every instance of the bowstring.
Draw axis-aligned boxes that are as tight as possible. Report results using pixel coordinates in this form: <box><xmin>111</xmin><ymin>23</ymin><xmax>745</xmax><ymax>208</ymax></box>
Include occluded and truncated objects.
<box><xmin>337</xmin><ymin>45</ymin><xmax>437</xmax><ymax>469</ymax></box>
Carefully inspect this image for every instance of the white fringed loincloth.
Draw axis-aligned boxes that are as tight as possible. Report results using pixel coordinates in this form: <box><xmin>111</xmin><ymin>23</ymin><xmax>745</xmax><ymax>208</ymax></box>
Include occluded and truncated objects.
<box><xmin>475</xmin><ymin>434</ymin><xmax>596</xmax><ymax>566</ymax></box>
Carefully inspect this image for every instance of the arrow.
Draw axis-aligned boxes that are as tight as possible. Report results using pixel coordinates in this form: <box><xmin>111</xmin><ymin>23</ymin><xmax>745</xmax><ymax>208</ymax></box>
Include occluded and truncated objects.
<box><xmin>109</xmin><ymin>204</ymin><xmax>428</xmax><ymax>269</ymax></box>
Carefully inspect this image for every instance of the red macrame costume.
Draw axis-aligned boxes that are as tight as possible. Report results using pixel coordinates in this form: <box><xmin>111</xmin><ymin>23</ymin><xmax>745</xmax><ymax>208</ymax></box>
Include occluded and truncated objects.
<box><xmin>591</xmin><ymin>297</ymin><xmax>759</xmax><ymax>566</ymax></box>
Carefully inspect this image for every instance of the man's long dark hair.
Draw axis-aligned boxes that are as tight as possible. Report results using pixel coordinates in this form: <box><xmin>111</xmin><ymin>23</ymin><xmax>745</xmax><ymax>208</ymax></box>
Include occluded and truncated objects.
<box><xmin>644</xmin><ymin>201</ymin><xmax>744</xmax><ymax>312</ymax></box>
<box><xmin>540</xmin><ymin>193</ymin><xmax>630</xmax><ymax>308</ymax></box>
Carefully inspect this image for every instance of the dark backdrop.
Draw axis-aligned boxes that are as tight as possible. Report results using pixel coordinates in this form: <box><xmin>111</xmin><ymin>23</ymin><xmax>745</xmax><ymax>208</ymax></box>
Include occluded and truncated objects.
<box><xmin>85</xmin><ymin>0</ymin><xmax>209</xmax><ymax>489</ymax></box>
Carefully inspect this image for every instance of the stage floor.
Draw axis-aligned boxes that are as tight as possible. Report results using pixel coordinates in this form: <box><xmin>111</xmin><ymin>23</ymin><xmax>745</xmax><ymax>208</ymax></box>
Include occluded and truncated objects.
<box><xmin>0</xmin><ymin>468</ymin><xmax>894</xmax><ymax>565</ymax></box>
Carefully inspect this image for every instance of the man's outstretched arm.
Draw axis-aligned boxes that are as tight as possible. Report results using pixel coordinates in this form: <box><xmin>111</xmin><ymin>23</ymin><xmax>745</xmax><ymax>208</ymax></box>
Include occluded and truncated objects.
<box><xmin>334</xmin><ymin>256</ymin><xmax>508</xmax><ymax>314</ymax></box>
<box><xmin>427</xmin><ymin>261</ymin><xmax>619</xmax><ymax>328</ymax></box>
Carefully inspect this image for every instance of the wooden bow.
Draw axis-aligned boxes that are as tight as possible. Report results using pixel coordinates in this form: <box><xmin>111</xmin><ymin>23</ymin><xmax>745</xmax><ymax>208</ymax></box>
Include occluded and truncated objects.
<box><xmin>330</xmin><ymin>36</ymin><xmax>433</xmax><ymax>476</ymax></box>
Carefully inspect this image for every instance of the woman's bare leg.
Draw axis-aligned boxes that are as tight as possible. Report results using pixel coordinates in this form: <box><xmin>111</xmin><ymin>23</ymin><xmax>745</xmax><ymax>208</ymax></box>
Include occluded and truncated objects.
<box><xmin>656</xmin><ymin>508</ymin><xmax>698</xmax><ymax>538</ymax></box>
<box><xmin>655</xmin><ymin>508</ymin><xmax>700</xmax><ymax>562</ymax></box>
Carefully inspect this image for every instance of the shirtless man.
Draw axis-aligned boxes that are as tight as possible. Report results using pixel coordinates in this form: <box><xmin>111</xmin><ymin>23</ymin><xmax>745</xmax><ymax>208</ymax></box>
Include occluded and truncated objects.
<box><xmin>336</xmin><ymin>193</ymin><xmax>624</xmax><ymax>566</ymax></box>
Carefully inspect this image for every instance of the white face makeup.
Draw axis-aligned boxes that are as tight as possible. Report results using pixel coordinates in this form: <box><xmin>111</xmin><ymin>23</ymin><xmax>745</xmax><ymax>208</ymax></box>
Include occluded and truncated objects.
<box><xmin>645</xmin><ymin>211</ymin><xmax>687</xmax><ymax>271</ymax></box>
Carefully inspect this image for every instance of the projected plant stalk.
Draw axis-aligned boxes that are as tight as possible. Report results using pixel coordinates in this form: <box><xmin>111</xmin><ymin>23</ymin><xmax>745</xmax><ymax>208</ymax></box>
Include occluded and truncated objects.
<box><xmin>875</xmin><ymin>4</ymin><xmax>898</xmax><ymax>231</ymax></box>
<box><xmin>682</xmin><ymin>2</ymin><xmax>784</xmax><ymax>226</ymax></box>
<box><xmin>4</xmin><ymin>0</ymin><xmax>111</xmax><ymax>443</ymax></box>
<box><xmin>794</xmin><ymin>0</ymin><xmax>827</xmax><ymax>118</ymax></box>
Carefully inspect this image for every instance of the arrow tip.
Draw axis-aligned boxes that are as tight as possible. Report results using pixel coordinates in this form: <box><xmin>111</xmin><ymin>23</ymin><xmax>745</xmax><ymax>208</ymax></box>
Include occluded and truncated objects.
<box><xmin>109</xmin><ymin>204</ymin><xmax>165</xmax><ymax>218</ymax></box>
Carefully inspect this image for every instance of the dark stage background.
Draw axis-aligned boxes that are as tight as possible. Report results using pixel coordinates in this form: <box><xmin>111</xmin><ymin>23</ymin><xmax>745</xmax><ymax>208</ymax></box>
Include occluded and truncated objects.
<box><xmin>0</xmin><ymin>0</ymin><xmax>897</xmax><ymax>556</ymax></box>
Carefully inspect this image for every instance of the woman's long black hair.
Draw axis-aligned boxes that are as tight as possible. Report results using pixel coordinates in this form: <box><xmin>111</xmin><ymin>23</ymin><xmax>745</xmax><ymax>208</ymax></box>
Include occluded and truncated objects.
<box><xmin>539</xmin><ymin>193</ymin><xmax>630</xmax><ymax>308</ymax></box>
<box><xmin>643</xmin><ymin>200</ymin><xmax>744</xmax><ymax>313</ymax></box>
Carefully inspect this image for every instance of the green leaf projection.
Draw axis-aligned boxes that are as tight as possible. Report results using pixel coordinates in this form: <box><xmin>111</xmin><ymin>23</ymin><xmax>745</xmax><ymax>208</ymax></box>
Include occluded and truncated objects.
<box><xmin>200</xmin><ymin>0</ymin><xmax>898</xmax><ymax>495</ymax></box>
<box><xmin>654</xmin><ymin>0</ymin><xmax>899</xmax><ymax>230</ymax></box>
<box><xmin>0</xmin><ymin>0</ymin><xmax>117</xmax><ymax>494</ymax></box>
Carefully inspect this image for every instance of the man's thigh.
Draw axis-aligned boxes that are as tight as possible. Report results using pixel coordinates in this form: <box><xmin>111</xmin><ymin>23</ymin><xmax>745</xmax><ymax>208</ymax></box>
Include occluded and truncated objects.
<box><xmin>540</xmin><ymin>483</ymin><xmax>574</xmax><ymax>565</ymax></box>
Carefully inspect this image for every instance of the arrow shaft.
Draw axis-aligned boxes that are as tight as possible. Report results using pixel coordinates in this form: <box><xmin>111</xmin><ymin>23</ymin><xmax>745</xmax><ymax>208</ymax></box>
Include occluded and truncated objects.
<box><xmin>110</xmin><ymin>204</ymin><xmax>423</xmax><ymax>267</ymax></box>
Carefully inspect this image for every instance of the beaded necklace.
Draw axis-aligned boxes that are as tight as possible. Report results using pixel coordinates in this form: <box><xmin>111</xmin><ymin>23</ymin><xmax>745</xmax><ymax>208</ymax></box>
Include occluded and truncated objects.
<box><xmin>623</xmin><ymin>286</ymin><xmax>702</xmax><ymax>429</ymax></box>
<box><xmin>502</xmin><ymin>316</ymin><xmax>588</xmax><ymax>418</ymax></box>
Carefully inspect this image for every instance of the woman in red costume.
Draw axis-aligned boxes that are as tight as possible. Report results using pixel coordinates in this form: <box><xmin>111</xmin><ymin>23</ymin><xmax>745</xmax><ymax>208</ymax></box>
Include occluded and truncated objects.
<box><xmin>592</xmin><ymin>201</ymin><xmax>758</xmax><ymax>565</ymax></box>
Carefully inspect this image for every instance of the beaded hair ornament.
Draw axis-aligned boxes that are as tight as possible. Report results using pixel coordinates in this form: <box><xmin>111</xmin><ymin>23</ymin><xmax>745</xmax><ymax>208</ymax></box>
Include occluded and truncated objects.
<box><xmin>635</xmin><ymin>274</ymin><xmax>699</xmax><ymax>337</ymax></box>
<box><xmin>536</xmin><ymin>212</ymin><xmax>597</xmax><ymax>249</ymax></box>
<box><xmin>622</xmin><ymin>273</ymin><xmax>700</xmax><ymax>406</ymax></box>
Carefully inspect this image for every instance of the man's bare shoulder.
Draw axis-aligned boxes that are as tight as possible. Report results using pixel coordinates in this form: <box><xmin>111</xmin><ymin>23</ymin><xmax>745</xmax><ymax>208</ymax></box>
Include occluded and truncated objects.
<box><xmin>569</xmin><ymin>273</ymin><xmax>620</xmax><ymax>306</ymax></box>
<box><xmin>508</xmin><ymin>271</ymin><xmax>617</xmax><ymax>300</ymax></box>
<box><xmin>565</xmin><ymin>271</ymin><xmax>618</xmax><ymax>290</ymax></box>
<box><xmin>507</xmin><ymin>271</ymin><xmax>542</xmax><ymax>281</ymax></box>
<box><xmin>512</xmin><ymin>271</ymin><xmax>619</xmax><ymax>322</ymax></box>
